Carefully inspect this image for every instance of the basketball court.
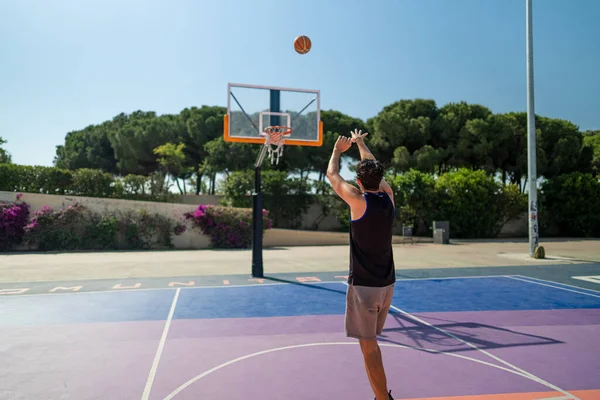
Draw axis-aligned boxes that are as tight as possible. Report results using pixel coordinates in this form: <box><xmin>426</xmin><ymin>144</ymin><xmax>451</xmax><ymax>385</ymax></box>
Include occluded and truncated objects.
<box><xmin>1</xmin><ymin>264</ymin><xmax>600</xmax><ymax>400</ymax></box>
<box><xmin>2</xmin><ymin>80</ymin><xmax>600</xmax><ymax>399</ymax></box>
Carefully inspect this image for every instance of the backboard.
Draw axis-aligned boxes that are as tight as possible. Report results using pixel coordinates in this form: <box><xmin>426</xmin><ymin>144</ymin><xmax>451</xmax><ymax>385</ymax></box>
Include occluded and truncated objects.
<box><xmin>224</xmin><ymin>83</ymin><xmax>323</xmax><ymax>147</ymax></box>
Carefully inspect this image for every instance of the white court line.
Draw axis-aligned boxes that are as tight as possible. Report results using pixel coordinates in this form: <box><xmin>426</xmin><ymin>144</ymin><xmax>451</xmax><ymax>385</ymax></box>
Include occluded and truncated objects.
<box><xmin>0</xmin><ymin>286</ymin><xmax>177</xmax><ymax>298</ymax></box>
<box><xmin>394</xmin><ymin>275</ymin><xmax>510</xmax><ymax>282</ymax></box>
<box><xmin>339</xmin><ymin>281</ymin><xmax>577</xmax><ymax>399</ymax></box>
<box><xmin>507</xmin><ymin>276</ymin><xmax>600</xmax><ymax>299</ymax></box>
<box><xmin>0</xmin><ymin>280</ymin><xmax>344</xmax><ymax>298</ymax></box>
<box><xmin>142</xmin><ymin>288</ymin><xmax>181</xmax><ymax>400</ymax></box>
<box><xmin>0</xmin><ymin>276</ymin><xmax>515</xmax><ymax>299</ymax></box>
<box><xmin>161</xmin><ymin>341</ymin><xmax>555</xmax><ymax>400</ymax></box>
<box><xmin>513</xmin><ymin>275</ymin><xmax>600</xmax><ymax>294</ymax></box>
<box><xmin>180</xmin><ymin>280</ymin><xmax>343</xmax><ymax>289</ymax></box>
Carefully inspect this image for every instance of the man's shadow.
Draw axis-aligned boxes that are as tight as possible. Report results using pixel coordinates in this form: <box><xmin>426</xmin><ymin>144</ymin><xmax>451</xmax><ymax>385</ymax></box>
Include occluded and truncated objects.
<box><xmin>378</xmin><ymin>310</ymin><xmax>563</xmax><ymax>353</ymax></box>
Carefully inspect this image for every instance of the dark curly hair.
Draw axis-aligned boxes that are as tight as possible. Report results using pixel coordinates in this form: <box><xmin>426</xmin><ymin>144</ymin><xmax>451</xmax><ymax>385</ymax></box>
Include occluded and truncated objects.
<box><xmin>356</xmin><ymin>159</ymin><xmax>384</xmax><ymax>191</ymax></box>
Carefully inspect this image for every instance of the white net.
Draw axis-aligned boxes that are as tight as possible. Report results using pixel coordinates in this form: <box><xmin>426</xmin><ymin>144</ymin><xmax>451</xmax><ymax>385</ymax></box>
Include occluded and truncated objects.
<box><xmin>263</xmin><ymin>126</ymin><xmax>292</xmax><ymax>165</ymax></box>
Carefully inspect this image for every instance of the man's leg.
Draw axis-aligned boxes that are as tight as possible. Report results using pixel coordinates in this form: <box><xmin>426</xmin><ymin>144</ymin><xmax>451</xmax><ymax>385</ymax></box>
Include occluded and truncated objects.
<box><xmin>359</xmin><ymin>339</ymin><xmax>389</xmax><ymax>400</ymax></box>
<box><xmin>345</xmin><ymin>284</ymin><xmax>392</xmax><ymax>399</ymax></box>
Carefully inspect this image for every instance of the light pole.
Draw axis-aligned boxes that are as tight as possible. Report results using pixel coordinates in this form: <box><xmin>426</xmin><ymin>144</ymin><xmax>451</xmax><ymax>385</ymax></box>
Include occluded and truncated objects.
<box><xmin>526</xmin><ymin>0</ymin><xmax>539</xmax><ymax>256</ymax></box>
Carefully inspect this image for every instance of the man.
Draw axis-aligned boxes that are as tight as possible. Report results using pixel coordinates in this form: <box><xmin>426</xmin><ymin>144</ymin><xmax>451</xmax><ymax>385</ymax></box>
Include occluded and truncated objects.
<box><xmin>326</xmin><ymin>129</ymin><xmax>396</xmax><ymax>400</ymax></box>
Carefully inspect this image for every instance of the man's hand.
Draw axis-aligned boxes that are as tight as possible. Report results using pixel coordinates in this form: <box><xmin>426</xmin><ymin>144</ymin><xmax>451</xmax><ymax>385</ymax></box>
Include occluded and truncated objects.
<box><xmin>350</xmin><ymin>129</ymin><xmax>368</xmax><ymax>143</ymax></box>
<box><xmin>334</xmin><ymin>135</ymin><xmax>353</xmax><ymax>153</ymax></box>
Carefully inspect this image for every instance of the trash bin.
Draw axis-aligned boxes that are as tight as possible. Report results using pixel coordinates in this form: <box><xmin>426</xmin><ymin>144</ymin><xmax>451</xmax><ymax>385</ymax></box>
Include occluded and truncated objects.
<box><xmin>432</xmin><ymin>221</ymin><xmax>450</xmax><ymax>244</ymax></box>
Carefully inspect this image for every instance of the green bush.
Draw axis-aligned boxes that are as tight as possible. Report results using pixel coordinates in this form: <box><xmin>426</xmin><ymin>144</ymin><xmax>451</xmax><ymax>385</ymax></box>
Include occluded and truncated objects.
<box><xmin>113</xmin><ymin>208</ymin><xmax>185</xmax><ymax>249</ymax></box>
<box><xmin>386</xmin><ymin>169</ymin><xmax>526</xmax><ymax>238</ymax></box>
<box><xmin>222</xmin><ymin>170</ymin><xmax>312</xmax><ymax>229</ymax></box>
<box><xmin>388</xmin><ymin>169</ymin><xmax>437</xmax><ymax>235</ymax></box>
<box><xmin>540</xmin><ymin>172</ymin><xmax>600</xmax><ymax>237</ymax></box>
<box><xmin>0</xmin><ymin>164</ymin><xmax>73</xmax><ymax>194</ymax></box>
<box><xmin>501</xmin><ymin>183</ymin><xmax>528</xmax><ymax>226</ymax></box>
<box><xmin>313</xmin><ymin>181</ymin><xmax>351</xmax><ymax>231</ymax></box>
<box><xmin>0</xmin><ymin>163</ymin><xmax>176</xmax><ymax>202</ymax></box>
<box><xmin>435</xmin><ymin>169</ymin><xmax>522</xmax><ymax>238</ymax></box>
<box><xmin>71</xmin><ymin>168</ymin><xmax>115</xmax><ymax>198</ymax></box>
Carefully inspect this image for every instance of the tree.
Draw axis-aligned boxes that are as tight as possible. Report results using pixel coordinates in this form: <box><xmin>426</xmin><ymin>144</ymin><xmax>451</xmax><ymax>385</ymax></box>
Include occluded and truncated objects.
<box><xmin>583</xmin><ymin>130</ymin><xmax>600</xmax><ymax>176</ymax></box>
<box><xmin>109</xmin><ymin>112</ymin><xmax>184</xmax><ymax>176</ymax></box>
<box><xmin>0</xmin><ymin>137</ymin><xmax>12</xmax><ymax>164</ymax></box>
<box><xmin>179</xmin><ymin>106</ymin><xmax>227</xmax><ymax>194</ymax></box>
<box><xmin>390</xmin><ymin>146</ymin><xmax>411</xmax><ymax>172</ymax></box>
<box><xmin>536</xmin><ymin>116</ymin><xmax>585</xmax><ymax>179</ymax></box>
<box><xmin>153</xmin><ymin>143</ymin><xmax>191</xmax><ymax>194</ymax></box>
<box><xmin>370</xmin><ymin>99</ymin><xmax>439</xmax><ymax>166</ymax></box>
<box><xmin>54</xmin><ymin>124</ymin><xmax>118</xmax><ymax>172</ymax></box>
<box><xmin>433</xmin><ymin>102</ymin><xmax>493</xmax><ymax>173</ymax></box>
<box><xmin>412</xmin><ymin>145</ymin><xmax>441</xmax><ymax>174</ymax></box>
<box><xmin>486</xmin><ymin>113</ymin><xmax>524</xmax><ymax>184</ymax></box>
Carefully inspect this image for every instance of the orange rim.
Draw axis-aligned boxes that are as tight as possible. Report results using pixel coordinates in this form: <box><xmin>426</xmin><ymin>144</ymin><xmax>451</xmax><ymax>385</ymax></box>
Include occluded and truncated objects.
<box><xmin>263</xmin><ymin>126</ymin><xmax>293</xmax><ymax>137</ymax></box>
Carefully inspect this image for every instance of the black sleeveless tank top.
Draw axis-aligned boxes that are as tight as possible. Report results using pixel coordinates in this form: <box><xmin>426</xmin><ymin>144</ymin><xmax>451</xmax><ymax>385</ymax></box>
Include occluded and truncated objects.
<box><xmin>348</xmin><ymin>191</ymin><xmax>396</xmax><ymax>287</ymax></box>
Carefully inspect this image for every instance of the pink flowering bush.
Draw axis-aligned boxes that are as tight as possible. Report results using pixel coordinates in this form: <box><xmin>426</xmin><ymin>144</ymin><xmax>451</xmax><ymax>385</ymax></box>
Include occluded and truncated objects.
<box><xmin>24</xmin><ymin>203</ymin><xmax>95</xmax><ymax>250</ymax></box>
<box><xmin>0</xmin><ymin>195</ymin><xmax>30</xmax><ymax>250</ymax></box>
<box><xmin>184</xmin><ymin>204</ymin><xmax>272</xmax><ymax>249</ymax></box>
<box><xmin>23</xmin><ymin>203</ymin><xmax>187</xmax><ymax>251</ymax></box>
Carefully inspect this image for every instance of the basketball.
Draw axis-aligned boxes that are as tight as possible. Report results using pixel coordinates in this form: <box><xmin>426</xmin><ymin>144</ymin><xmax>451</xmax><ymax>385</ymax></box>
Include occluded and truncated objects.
<box><xmin>294</xmin><ymin>35</ymin><xmax>311</xmax><ymax>54</ymax></box>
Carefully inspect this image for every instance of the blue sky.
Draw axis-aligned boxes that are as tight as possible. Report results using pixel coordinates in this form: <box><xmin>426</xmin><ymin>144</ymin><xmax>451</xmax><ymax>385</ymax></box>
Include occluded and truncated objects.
<box><xmin>1</xmin><ymin>0</ymin><xmax>599</xmax><ymax>169</ymax></box>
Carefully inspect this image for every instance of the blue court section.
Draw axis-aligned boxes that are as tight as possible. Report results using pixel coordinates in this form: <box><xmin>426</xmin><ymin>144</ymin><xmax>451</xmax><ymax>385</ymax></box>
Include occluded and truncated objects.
<box><xmin>0</xmin><ymin>289</ymin><xmax>175</xmax><ymax>325</ymax></box>
<box><xmin>391</xmin><ymin>277</ymin><xmax>600</xmax><ymax>313</ymax></box>
<box><xmin>1</xmin><ymin>277</ymin><xmax>599</xmax><ymax>326</ymax></box>
<box><xmin>174</xmin><ymin>282</ymin><xmax>346</xmax><ymax>319</ymax></box>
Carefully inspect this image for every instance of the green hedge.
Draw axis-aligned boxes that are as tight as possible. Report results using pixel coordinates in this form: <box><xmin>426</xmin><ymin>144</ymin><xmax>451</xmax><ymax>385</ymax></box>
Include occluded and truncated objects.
<box><xmin>222</xmin><ymin>170</ymin><xmax>312</xmax><ymax>229</ymax></box>
<box><xmin>5</xmin><ymin>163</ymin><xmax>597</xmax><ymax>239</ymax></box>
<box><xmin>540</xmin><ymin>172</ymin><xmax>600</xmax><ymax>237</ymax></box>
<box><xmin>389</xmin><ymin>169</ymin><xmax>600</xmax><ymax>238</ymax></box>
<box><xmin>388</xmin><ymin>169</ymin><xmax>527</xmax><ymax>238</ymax></box>
<box><xmin>0</xmin><ymin>163</ymin><xmax>177</xmax><ymax>202</ymax></box>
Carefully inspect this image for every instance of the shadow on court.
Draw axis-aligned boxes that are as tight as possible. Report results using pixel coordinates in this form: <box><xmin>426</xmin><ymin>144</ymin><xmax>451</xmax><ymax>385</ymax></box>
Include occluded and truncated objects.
<box><xmin>379</xmin><ymin>311</ymin><xmax>563</xmax><ymax>353</ymax></box>
<box><xmin>263</xmin><ymin>276</ymin><xmax>563</xmax><ymax>355</ymax></box>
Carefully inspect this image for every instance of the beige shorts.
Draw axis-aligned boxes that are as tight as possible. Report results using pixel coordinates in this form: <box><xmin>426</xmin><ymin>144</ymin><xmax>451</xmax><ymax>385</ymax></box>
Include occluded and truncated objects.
<box><xmin>345</xmin><ymin>283</ymin><xmax>395</xmax><ymax>340</ymax></box>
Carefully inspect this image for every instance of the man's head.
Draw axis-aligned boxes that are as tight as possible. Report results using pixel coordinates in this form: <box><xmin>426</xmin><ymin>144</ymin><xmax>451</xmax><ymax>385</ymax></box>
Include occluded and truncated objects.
<box><xmin>356</xmin><ymin>159</ymin><xmax>384</xmax><ymax>191</ymax></box>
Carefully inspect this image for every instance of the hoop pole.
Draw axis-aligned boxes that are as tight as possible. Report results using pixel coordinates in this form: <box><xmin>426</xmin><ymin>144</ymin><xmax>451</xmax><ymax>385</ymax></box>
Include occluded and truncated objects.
<box><xmin>251</xmin><ymin>164</ymin><xmax>263</xmax><ymax>278</ymax></box>
<box><xmin>251</xmin><ymin>91</ymin><xmax>278</xmax><ymax>278</ymax></box>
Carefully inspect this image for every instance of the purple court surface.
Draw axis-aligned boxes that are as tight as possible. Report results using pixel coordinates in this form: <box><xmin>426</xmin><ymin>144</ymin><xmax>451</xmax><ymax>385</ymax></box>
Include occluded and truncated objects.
<box><xmin>1</xmin><ymin>275</ymin><xmax>600</xmax><ymax>400</ymax></box>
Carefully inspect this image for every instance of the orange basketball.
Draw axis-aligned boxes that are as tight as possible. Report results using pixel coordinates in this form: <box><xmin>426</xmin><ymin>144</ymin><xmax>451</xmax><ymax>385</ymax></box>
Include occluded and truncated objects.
<box><xmin>294</xmin><ymin>35</ymin><xmax>311</xmax><ymax>54</ymax></box>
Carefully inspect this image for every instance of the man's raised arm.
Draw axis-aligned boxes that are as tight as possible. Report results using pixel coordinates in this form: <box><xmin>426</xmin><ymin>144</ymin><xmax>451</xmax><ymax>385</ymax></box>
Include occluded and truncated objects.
<box><xmin>350</xmin><ymin>129</ymin><xmax>394</xmax><ymax>205</ymax></box>
<box><xmin>326</xmin><ymin>136</ymin><xmax>363</xmax><ymax>206</ymax></box>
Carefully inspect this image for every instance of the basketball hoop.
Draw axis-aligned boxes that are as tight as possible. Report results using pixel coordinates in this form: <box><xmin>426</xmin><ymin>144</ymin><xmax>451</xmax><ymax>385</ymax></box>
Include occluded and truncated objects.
<box><xmin>261</xmin><ymin>125</ymin><xmax>292</xmax><ymax>165</ymax></box>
